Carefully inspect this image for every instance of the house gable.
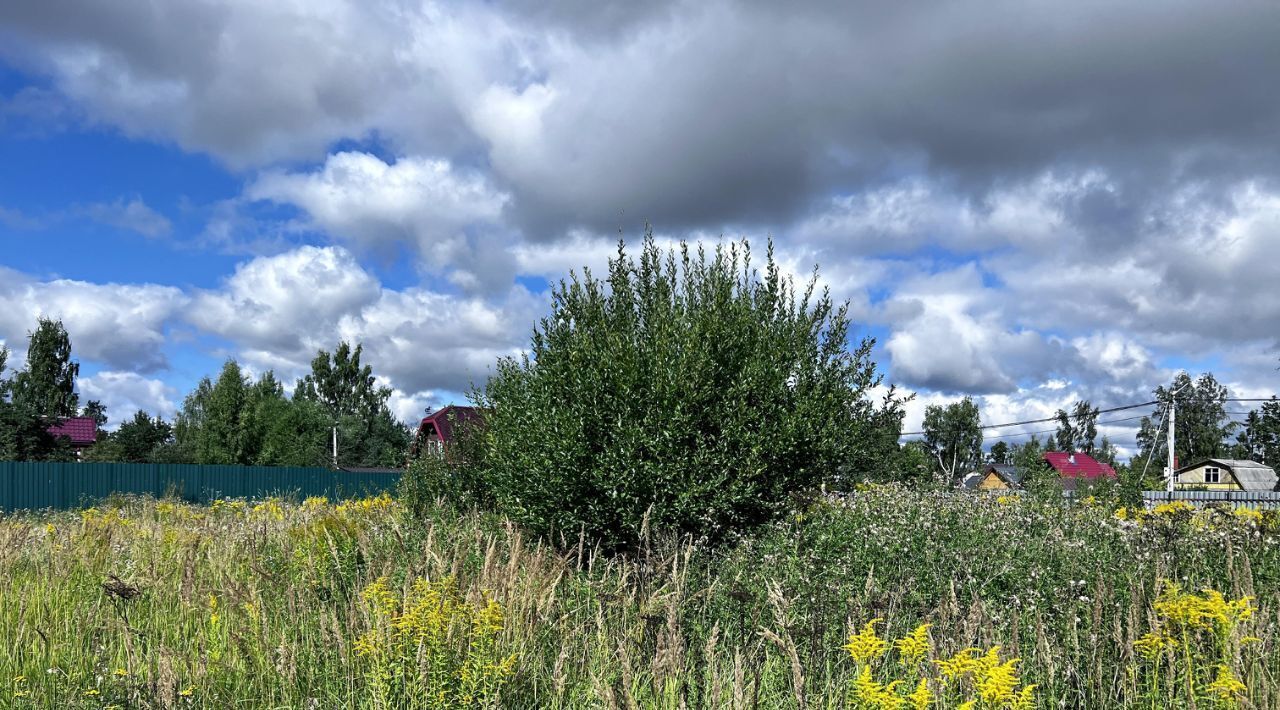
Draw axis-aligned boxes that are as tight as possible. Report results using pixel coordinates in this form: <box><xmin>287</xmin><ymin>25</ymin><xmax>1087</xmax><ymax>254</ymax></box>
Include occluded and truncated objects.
<box><xmin>1176</xmin><ymin>459</ymin><xmax>1277</xmax><ymax>492</ymax></box>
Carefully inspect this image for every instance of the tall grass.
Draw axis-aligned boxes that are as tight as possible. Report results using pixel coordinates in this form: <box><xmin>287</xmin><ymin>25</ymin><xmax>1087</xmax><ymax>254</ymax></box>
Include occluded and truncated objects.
<box><xmin>1</xmin><ymin>488</ymin><xmax>1278</xmax><ymax>708</ymax></box>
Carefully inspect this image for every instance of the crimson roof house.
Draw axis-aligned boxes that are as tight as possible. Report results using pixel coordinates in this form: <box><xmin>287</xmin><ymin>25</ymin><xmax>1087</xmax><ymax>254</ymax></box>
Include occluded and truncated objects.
<box><xmin>412</xmin><ymin>405</ymin><xmax>482</xmax><ymax>457</ymax></box>
<box><xmin>1042</xmin><ymin>451</ymin><xmax>1117</xmax><ymax>489</ymax></box>
<box><xmin>960</xmin><ymin>451</ymin><xmax>1116</xmax><ymax>491</ymax></box>
<box><xmin>46</xmin><ymin>416</ymin><xmax>99</xmax><ymax>455</ymax></box>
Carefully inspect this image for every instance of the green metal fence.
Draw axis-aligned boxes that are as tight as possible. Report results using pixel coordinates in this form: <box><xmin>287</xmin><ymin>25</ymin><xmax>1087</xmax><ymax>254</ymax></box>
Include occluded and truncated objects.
<box><xmin>0</xmin><ymin>462</ymin><xmax>401</xmax><ymax>511</ymax></box>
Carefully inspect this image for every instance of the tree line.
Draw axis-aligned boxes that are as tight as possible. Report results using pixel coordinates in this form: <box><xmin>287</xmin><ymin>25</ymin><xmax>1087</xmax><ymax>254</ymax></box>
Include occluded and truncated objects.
<box><xmin>0</xmin><ymin>319</ymin><xmax>410</xmax><ymax>467</ymax></box>
<box><xmin>909</xmin><ymin>371</ymin><xmax>1276</xmax><ymax>488</ymax></box>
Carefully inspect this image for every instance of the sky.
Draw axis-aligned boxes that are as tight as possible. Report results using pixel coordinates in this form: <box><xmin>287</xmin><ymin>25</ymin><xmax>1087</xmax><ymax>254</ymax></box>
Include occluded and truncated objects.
<box><xmin>1</xmin><ymin>1</ymin><xmax>1279</xmax><ymax>456</ymax></box>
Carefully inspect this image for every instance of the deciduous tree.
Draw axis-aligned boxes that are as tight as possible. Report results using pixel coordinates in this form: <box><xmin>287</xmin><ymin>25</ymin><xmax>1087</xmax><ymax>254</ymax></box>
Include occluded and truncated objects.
<box><xmin>474</xmin><ymin>235</ymin><xmax>904</xmax><ymax>551</ymax></box>
<box><xmin>922</xmin><ymin>397</ymin><xmax>983</xmax><ymax>480</ymax></box>
<box><xmin>11</xmin><ymin>317</ymin><xmax>79</xmax><ymax>418</ymax></box>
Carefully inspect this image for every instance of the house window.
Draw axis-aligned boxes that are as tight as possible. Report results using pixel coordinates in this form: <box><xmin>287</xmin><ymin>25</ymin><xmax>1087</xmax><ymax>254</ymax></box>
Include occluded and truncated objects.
<box><xmin>1204</xmin><ymin>467</ymin><xmax>1221</xmax><ymax>484</ymax></box>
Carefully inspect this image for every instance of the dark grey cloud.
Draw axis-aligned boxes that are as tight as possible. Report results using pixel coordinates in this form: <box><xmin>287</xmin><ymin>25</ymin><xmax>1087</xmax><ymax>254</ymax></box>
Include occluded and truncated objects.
<box><xmin>0</xmin><ymin>0</ymin><xmax>475</xmax><ymax>166</ymax></box>
<box><xmin>9</xmin><ymin>1</ymin><xmax>1279</xmax><ymax>234</ymax></box>
<box><xmin>487</xmin><ymin>0</ymin><xmax>1280</xmax><ymax>236</ymax></box>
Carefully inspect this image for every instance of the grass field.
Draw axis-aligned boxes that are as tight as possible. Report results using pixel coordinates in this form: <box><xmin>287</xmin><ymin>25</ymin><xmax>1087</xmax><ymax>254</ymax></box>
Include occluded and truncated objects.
<box><xmin>1</xmin><ymin>489</ymin><xmax>1278</xmax><ymax>708</ymax></box>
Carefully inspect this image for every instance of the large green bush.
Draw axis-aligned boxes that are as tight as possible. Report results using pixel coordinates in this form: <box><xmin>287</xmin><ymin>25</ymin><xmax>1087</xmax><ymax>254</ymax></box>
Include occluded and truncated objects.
<box><xmin>473</xmin><ymin>234</ymin><xmax>904</xmax><ymax>551</ymax></box>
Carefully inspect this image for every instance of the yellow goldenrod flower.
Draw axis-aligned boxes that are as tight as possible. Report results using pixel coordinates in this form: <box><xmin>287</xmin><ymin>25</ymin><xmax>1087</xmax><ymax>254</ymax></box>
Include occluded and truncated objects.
<box><xmin>849</xmin><ymin>666</ymin><xmax>904</xmax><ymax>710</ymax></box>
<box><xmin>1206</xmin><ymin>664</ymin><xmax>1246</xmax><ymax>699</ymax></box>
<box><xmin>977</xmin><ymin>657</ymin><xmax>1021</xmax><ymax>705</ymax></box>
<box><xmin>83</xmin><ymin>688</ymin><xmax>100</xmax><ymax>696</ymax></box>
<box><xmin>893</xmin><ymin>624</ymin><xmax>932</xmax><ymax>665</ymax></box>
<box><xmin>1133</xmin><ymin>632</ymin><xmax>1172</xmax><ymax>661</ymax></box>
<box><xmin>1233</xmin><ymin>506</ymin><xmax>1263</xmax><ymax>524</ymax></box>
<box><xmin>361</xmin><ymin>577</ymin><xmax>400</xmax><ymax>616</ymax></box>
<box><xmin>844</xmin><ymin>619</ymin><xmax>889</xmax><ymax>665</ymax></box>
<box><xmin>179</xmin><ymin>685</ymin><xmax>195</xmax><ymax>697</ymax></box>
<box><xmin>906</xmin><ymin>678</ymin><xmax>931</xmax><ymax>710</ymax></box>
<box><xmin>1011</xmin><ymin>684</ymin><xmax>1037</xmax><ymax>710</ymax></box>
<box><xmin>936</xmin><ymin>648</ymin><xmax>982</xmax><ymax>682</ymax></box>
<box><xmin>1152</xmin><ymin>501</ymin><xmax>1194</xmax><ymax>517</ymax></box>
<box><xmin>112</xmin><ymin>668</ymin><xmax>129</xmax><ymax>678</ymax></box>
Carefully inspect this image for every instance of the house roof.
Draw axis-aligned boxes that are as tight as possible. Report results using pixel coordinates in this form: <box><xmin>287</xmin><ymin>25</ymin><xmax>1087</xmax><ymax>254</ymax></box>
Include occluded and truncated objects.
<box><xmin>416</xmin><ymin>405</ymin><xmax>481</xmax><ymax>444</ymax></box>
<box><xmin>959</xmin><ymin>464</ymin><xmax>1023</xmax><ymax>490</ymax></box>
<box><xmin>46</xmin><ymin>416</ymin><xmax>98</xmax><ymax>446</ymax></box>
<box><xmin>986</xmin><ymin>463</ymin><xmax>1023</xmax><ymax>485</ymax></box>
<box><xmin>1177</xmin><ymin>458</ymin><xmax>1278</xmax><ymax>491</ymax></box>
<box><xmin>1043</xmin><ymin>451</ymin><xmax>1116</xmax><ymax>479</ymax></box>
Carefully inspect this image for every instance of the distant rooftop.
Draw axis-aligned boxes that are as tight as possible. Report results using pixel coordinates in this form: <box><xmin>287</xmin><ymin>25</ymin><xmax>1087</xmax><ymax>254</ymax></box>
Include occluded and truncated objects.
<box><xmin>46</xmin><ymin>416</ymin><xmax>98</xmax><ymax>446</ymax></box>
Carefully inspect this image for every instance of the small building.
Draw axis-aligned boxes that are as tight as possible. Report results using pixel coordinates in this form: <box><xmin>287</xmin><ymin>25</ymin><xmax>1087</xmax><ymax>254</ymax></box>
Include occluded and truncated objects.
<box><xmin>961</xmin><ymin>463</ymin><xmax>1023</xmax><ymax>490</ymax></box>
<box><xmin>1043</xmin><ymin>451</ymin><xmax>1116</xmax><ymax>490</ymax></box>
<box><xmin>1174</xmin><ymin>459</ymin><xmax>1278</xmax><ymax>492</ymax></box>
<box><xmin>412</xmin><ymin>405</ymin><xmax>482</xmax><ymax>457</ymax></box>
<box><xmin>46</xmin><ymin>416</ymin><xmax>99</xmax><ymax>455</ymax></box>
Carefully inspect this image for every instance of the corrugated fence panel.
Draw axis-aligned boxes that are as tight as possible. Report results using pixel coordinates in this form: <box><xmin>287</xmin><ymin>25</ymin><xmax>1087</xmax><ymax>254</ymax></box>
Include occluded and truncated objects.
<box><xmin>0</xmin><ymin>462</ymin><xmax>400</xmax><ymax>511</ymax></box>
<box><xmin>1139</xmin><ymin>490</ymin><xmax>1280</xmax><ymax>510</ymax></box>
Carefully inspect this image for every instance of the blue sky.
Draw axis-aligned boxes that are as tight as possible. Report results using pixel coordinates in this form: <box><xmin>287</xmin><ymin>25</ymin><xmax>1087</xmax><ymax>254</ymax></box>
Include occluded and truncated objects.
<box><xmin>2</xmin><ymin>1</ymin><xmax>1279</xmax><ymax>457</ymax></box>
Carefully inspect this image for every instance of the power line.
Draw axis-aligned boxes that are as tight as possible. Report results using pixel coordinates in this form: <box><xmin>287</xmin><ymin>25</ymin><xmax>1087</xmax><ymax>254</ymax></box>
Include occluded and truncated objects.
<box><xmin>979</xmin><ymin>413</ymin><xmax>1151</xmax><ymax>442</ymax></box>
<box><xmin>901</xmin><ymin>400</ymin><xmax>1159</xmax><ymax>436</ymax></box>
<box><xmin>901</xmin><ymin>396</ymin><xmax>1280</xmax><ymax>438</ymax></box>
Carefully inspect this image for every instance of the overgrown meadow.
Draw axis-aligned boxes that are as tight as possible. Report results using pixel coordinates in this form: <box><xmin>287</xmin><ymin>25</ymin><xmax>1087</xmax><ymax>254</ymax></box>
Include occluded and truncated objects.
<box><xmin>2</xmin><ymin>489</ymin><xmax>1279</xmax><ymax>708</ymax></box>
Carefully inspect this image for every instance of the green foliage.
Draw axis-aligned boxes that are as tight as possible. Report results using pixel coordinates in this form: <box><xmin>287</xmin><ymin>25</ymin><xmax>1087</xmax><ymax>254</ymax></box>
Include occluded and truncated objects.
<box><xmin>1008</xmin><ymin>435</ymin><xmax>1048</xmax><ymax>486</ymax></box>
<box><xmin>987</xmin><ymin>440</ymin><xmax>1010</xmax><ymax>465</ymax></box>
<box><xmin>170</xmin><ymin>361</ymin><xmax>331</xmax><ymax>466</ymax></box>
<box><xmin>334</xmin><ymin>408</ymin><xmax>410</xmax><ymax>468</ymax></box>
<box><xmin>1137</xmin><ymin>372</ymin><xmax>1236</xmax><ymax>471</ymax></box>
<box><xmin>85</xmin><ymin>410</ymin><xmax>174</xmax><ymax>463</ymax></box>
<box><xmin>0</xmin><ymin>399</ymin><xmax>67</xmax><ymax>461</ymax></box>
<box><xmin>5</xmin><ymin>492</ymin><xmax>1280</xmax><ymax>707</ymax></box>
<box><xmin>1232</xmin><ymin>398</ymin><xmax>1280</xmax><ymax>464</ymax></box>
<box><xmin>0</xmin><ymin>345</ymin><xmax>9</xmax><ymax>399</ymax></box>
<box><xmin>889</xmin><ymin>440</ymin><xmax>934</xmax><ymax>485</ymax></box>
<box><xmin>921</xmin><ymin>396</ymin><xmax>982</xmax><ymax>479</ymax></box>
<box><xmin>295</xmin><ymin>341</ymin><xmax>388</xmax><ymax>420</ymax></box>
<box><xmin>0</xmin><ymin>339</ymin><xmax>73</xmax><ymax>462</ymax></box>
<box><xmin>11</xmin><ymin>317</ymin><xmax>80</xmax><ymax>418</ymax></box>
<box><xmin>400</xmin><ymin>413</ymin><xmax>491</xmax><ymax>514</ymax></box>
<box><xmin>81</xmin><ymin>400</ymin><xmax>108</xmax><ymax>428</ymax></box>
<box><xmin>295</xmin><ymin>341</ymin><xmax>410</xmax><ymax>468</ymax></box>
<box><xmin>251</xmin><ymin>395</ymin><xmax>331</xmax><ymax>467</ymax></box>
<box><xmin>474</xmin><ymin>234</ymin><xmax>902</xmax><ymax>551</ymax></box>
<box><xmin>173</xmin><ymin>360</ymin><xmax>250</xmax><ymax>465</ymax></box>
<box><xmin>165</xmin><ymin>347</ymin><xmax>408</xmax><ymax>468</ymax></box>
<box><xmin>1054</xmin><ymin>400</ymin><xmax>1099</xmax><ymax>454</ymax></box>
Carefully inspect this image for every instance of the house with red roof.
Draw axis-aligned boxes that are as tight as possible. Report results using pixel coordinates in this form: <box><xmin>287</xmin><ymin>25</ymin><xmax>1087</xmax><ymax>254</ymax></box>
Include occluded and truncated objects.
<box><xmin>411</xmin><ymin>405</ymin><xmax>482</xmax><ymax>458</ymax></box>
<box><xmin>1042</xmin><ymin>451</ymin><xmax>1117</xmax><ymax>489</ymax></box>
<box><xmin>46</xmin><ymin>416</ymin><xmax>99</xmax><ymax>455</ymax></box>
